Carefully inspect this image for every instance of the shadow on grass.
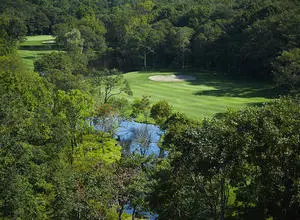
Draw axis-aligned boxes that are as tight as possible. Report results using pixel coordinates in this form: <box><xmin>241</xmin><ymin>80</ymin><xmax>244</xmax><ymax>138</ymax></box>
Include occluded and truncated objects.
<box><xmin>20</xmin><ymin>45</ymin><xmax>58</xmax><ymax>50</ymax></box>
<box><xmin>246</xmin><ymin>102</ymin><xmax>268</xmax><ymax>107</ymax></box>
<box><xmin>213</xmin><ymin>102</ymin><xmax>269</xmax><ymax>120</ymax></box>
<box><xmin>168</xmin><ymin>71</ymin><xmax>287</xmax><ymax>99</ymax></box>
<box><xmin>22</xmin><ymin>56</ymin><xmax>36</xmax><ymax>60</ymax></box>
<box><xmin>139</xmin><ymin>69</ymin><xmax>285</xmax><ymax>99</ymax></box>
<box><xmin>214</xmin><ymin>112</ymin><xmax>228</xmax><ymax>119</ymax></box>
<box><xmin>21</xmin><ymin>53</ymin><xmax>56</xmax><ymax>60</ymax></box>
<box><xmin>194</xmin><ymin>86</ymin><xmax>285</xmax><ymax>98</ymax></box>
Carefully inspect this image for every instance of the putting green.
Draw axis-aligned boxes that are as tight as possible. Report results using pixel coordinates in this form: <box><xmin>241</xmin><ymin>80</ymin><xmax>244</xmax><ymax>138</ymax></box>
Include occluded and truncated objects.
<box><xmin>125</xmin><ymin>71</ymin><xmax>276</xmax><ymax>120</ymax></box>
<box><xmin>20</xmin><ymin>35</ymin><xmax>56</xmax><ymax>46</ymax></box>
<box><xmin>18</xmin><ymin>35</ymin><xmax>57</xmax><ymax>70</ymax></box>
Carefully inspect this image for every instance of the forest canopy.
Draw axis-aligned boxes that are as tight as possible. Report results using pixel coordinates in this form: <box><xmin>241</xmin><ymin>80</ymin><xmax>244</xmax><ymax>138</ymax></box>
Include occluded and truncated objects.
<box><xmin>0</xmin><ymin>0</ymin><xmax>299</xmax><ymax>83</ymax></box>
<box><xmin>0</xmin><ymin>0</ymin><xmax>299</xmax><ymax>219</ymax></box>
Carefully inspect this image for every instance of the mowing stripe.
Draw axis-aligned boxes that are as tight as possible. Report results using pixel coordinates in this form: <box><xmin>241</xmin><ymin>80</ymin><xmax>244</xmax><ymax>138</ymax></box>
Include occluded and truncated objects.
<box><xmin>126</xmin><ymin>71</ymin><xmax>274</xmax><ymax>120</ymax></box>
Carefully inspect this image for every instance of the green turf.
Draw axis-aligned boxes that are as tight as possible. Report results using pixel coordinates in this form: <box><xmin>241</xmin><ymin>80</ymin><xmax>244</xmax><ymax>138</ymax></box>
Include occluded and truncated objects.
<box><xmin>18</xmin><ymin>36</ymin><xmax>277</xmax><ymax>120</ymax></box>
<box><xmin>125</xmin><ymin>71</ymin><xmax>277</xmax><ymax>120</ymax></box>
<box><xmin>18</xmin><ymin>49</ymin><xmax>56</xmax><ymax>70</ymax></box>
<box><xmin>18</xmin><ymin>35</ymin><xmax>57</xmax><ymax>70</ymax></box>
<box><xmin>20</xmin><ymin>35</ymin><xmax>56</xmax><ymax>46</ymax></box>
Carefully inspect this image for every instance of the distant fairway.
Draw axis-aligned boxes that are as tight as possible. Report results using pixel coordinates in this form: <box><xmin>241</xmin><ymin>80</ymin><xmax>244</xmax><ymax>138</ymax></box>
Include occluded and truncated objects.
<box><xmin>17</xmin><ymin>36</ymin><xmax>277</xmax><ymax>120</ymax></box>
<box><xmin>125</xmin><ymin>71</ymin><xmax>277</xmax><ymax>120</ymax></box>
<box><xmin>20</xmin><ymin>35</ymin><xmax>55</xmax><ymax>46</ymax></box>
<box><xmin>18</xmin><ymin>35</ymin><xmax>57</xmax><ymax>70</ymax></box>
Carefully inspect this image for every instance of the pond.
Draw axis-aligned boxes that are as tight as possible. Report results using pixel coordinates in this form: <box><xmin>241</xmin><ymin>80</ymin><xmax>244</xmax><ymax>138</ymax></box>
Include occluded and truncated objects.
<box><xmin>115</xmin><ymin>120</ymin><xmax>163</xmax><ymax>219</ymax></box>
<box><xmin>94</xmin><ymin>117</ymin><xmax>164</xmax><ymax>156</ymax></box>
<box><xmin>94</xmin><ymin>118</ymin><xmax>163</xmax><ymax>219</ymax></box>
<box><xmin>115</xmin><ymin>120</ymin><xmax>164</xmax><ymax>156</ymax></box>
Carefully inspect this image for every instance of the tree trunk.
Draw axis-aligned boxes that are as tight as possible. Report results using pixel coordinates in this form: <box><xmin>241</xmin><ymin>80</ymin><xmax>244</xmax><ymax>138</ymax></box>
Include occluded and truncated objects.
<box><xmin>101</xmin><ymin>132</ymin><xmax>105</xmax><ymax>154</ymax></box>
<box><xmin>220</xmin><ymin>177</ymin><xmax>226</xmax><ymax>220</ymax></box>
<box><xmin>182</xmin><ymin>52</ymin><xmax>185</xmax><ymax>69</ymax></box>
<box><xmin>70</xmin><ymin>140</ymin><xmax>74</xmax><ymax>165</ymax></box>
<box><xmin>118</xmin><ymin>206</ymin><xmax>124</xmax><ymax>220</ymax></box>
<box><xmin>158</xmin><ymin>148</ymin><xmax>164</xmax><ymax>158</ymax></box>
<box><xmin>104</xmin><ymin>90</ymin><xmax>108</xmax><ymax>103</ymax></box>
<box><xmin>70</xmin><ymin>134</ymin><xmax>77</xmax><ymax>165</ymax></box>
<box><xmin>132</xmin><ymin>207</ymin><xmax>136</xmax><ymax>220</ymax></box>
<box><xmin>144</xmin><ymin>52</ymin><xmax>147</xmax><ymax>70</ymax></box>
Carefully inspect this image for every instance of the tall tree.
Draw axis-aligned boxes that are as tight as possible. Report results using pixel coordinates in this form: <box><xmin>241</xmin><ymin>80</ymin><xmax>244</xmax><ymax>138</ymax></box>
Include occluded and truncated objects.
<box><xmin>91</xmin><ymin>69</ymin><xmax>132</xmax><ymax>104</ymax></box>
<box><xmin>272</xmin><ymin>48</ymin><xmax>300</xmax><ymax>91</ymax></box>
<box><xmin>55</xmin><ymin>89</ymin><xmax>93</xmax><ymax>164</ymax></box>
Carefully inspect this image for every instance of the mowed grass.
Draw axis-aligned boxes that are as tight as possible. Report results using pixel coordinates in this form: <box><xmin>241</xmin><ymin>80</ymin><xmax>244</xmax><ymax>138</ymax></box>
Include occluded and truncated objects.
<box><xmin>20</xmin><ymin>35</ymin><xmax>55</xmax><ymax>46</ymax></box>
<box><xmin>125</xmin><ymin>71</ymin><xmax>277</xmax><ymax>120</ymax></box>
<box><xmin>18</xmin><ymin>35</ymin><xmax>57</xmax><ymax>70</ymax></box>
<box><xmin>18</xmin><ymin>36</ymin><xmax>276</xmax><ymax>120</ymax></box>
<box><xmin>18</xmin><ymin>49</ymin><xmax>56</xmax><ymax>70</ymax></box>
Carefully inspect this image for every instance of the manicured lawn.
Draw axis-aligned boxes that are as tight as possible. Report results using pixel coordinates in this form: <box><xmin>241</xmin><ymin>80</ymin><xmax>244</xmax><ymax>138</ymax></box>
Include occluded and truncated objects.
<box><xmin>18</xmin><ymin>35</ymin><xmax>57</xmax><ymax>70</ymax></box>
<box><xmin>18</xmin><ymin>35</ymin><xmax>277</xmax><ymax>120</ymax></box>
<box><xmin>20</xmin><ymin>35</ymin><xmax>56</xmax><ymax>46</ymax></box>
<box><xmin>125</xmin><ymin>71</ymin><xmax>277</xmax><ymax>120</ymax></box>
<box><xmin>18</xmin><ymin>49</ymin><xmax>56</xmax><ymax>70</ymax></box>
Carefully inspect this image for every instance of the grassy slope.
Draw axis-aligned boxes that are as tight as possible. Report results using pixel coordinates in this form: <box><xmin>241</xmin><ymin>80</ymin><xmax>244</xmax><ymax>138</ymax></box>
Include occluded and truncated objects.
<box><xmin>125</xmin><ymin>71</ymin><xmax>276</xmax><ymax>120</ymax></box>
<box><xmin>18</xmin><ymin>35</ymin><xmax>56</xmax><ymax>70</ymax></box>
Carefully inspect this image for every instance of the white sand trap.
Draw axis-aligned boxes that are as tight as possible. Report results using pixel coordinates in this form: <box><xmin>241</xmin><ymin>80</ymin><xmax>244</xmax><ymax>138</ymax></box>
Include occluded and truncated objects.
<box><xmin>42</xmin><ymin>40</ymin><xmax>56</xmax><ymax>44</ymax></box>
<box><xmin>149</xmin><ymin>74</ymin><xmax>196</xmax><ymax>82</ymax></box>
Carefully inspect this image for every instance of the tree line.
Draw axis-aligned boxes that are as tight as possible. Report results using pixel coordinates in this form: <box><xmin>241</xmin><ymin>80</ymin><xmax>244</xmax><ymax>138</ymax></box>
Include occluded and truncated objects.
<box><xmin>1</xmin><ymin>0</ymin><xmax>300</xmax><ymax>88</ymax></box>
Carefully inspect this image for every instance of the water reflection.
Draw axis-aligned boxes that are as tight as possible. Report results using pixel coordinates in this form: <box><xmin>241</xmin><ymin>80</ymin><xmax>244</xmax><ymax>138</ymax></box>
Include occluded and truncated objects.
<box><xmin>115</xmin><ymin>120</ymin><xmax>164</xmax><ymax>156</ymax></box>
<box><xmin>94</xmin><ymin>118</ymin><xmax>162</xmax><ymax>219</ymax></box>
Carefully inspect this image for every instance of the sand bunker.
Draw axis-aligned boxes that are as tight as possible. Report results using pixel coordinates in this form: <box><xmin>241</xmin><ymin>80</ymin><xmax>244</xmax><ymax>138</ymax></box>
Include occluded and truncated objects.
<box><xmin>149</xmin><ymin>74</ymin><xmax>196</xmax><ymax>82</ymax></box>
<box><xmin>42</xmin><ymin>40</ymin><xmax>56</xmax><ymax>44</ymax></box>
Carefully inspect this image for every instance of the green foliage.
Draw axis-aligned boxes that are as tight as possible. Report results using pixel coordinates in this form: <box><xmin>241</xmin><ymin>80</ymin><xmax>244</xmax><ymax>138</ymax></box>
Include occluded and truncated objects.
<box><xmin>7</xmin><ymin>0</ymin><xmax>300</xmax><ymax>82</ymax></box>
<box><xmin>34</xmin><ymin>52</ymin><xmax>72</xmax><ymax>74</ymax></box>
<box><xmin>34</xmin><ymin>52</ymin><xmax>89</xmax><ymax>91</ymax></box>
<box><xmin>27</xmin><ymin>10</ymin><xmax>51</xmax><ymax>34</ymax></box>
<box><xmin>150</xmin><ymin>100</ymin><xmax>172</xmax><ymax>126</ymax></box>
<box><xmin>152</xmin><ymin>97</ymin><xmax>300</xmax><ymax>219</ymax></box>
<box><xmin>78</xmin><ymin>14</ymin><xmax>107</xmax><ymax>57</ymax></box>
<box><xmin>52</xmin><ymin>14</ymin><xmax>107</xmax><ymax>60</ymax></box>
<box><xmin>170</xmin><ymin>26</ymin><xmax>194</xmax><ymax>68</ymax></box>
<box><xmin>1</xmin><ymin>1</ymin><xmax>300</xmax><ymax>219</ymax></box>
<box><xmin>131</xmin><ymin>96</ymin><xmax>151</xmax><ymax>122</ymax></box>
<box><xmin>91</xmin><ymin>69</ymin><xmax>132</xmax><ymax>104</ymax></box>
<box><xmin>114</xmin><ymin>154</ymin><xmax>154</xmax><ymax>220</ymax></box>
<box><xmin>0</xmin><ymin>70</ymin><xmax>53</xmax><ymax>144</ymax></box>
<box><xmin>73</xmin><ymin>134</ymin><xmax>121</xmax><ymax>171</ymax></box>
<box><xmin>56</xmin><ymin>89</ymin><xmax>93</xmax><ymax>124</ymax></box>
<box><xmin>272</xmin><ymin>48</ymin><xmax>300</xmax><ymax>91</ymax></box>
<box><xmin>0</xmin><ymin>53</ymin><xmax>25</xmax><ymax>73</ymax></box>
<box><xmin>0</xmin><ymin>57</ymin><xmax>55</xmax><ymax>218</ymax></box>
<box><xmin>0</xmin><ymin>13</ymin><xmax>27</xmax><ymax>55</ymax></box>
<box><xmin>64</xmin><ymin>28</ymin><xmax>84</xmax><ymax>54</ymax></box>
<box><xmin>64</xmin><ymin>28</ymin><xmax>88</xmax><ymax>74</ymax></box>
<box><xmin>0</xmin><ymin>50</ymin><xmax>129</xmax><ymax>219</ymax></box>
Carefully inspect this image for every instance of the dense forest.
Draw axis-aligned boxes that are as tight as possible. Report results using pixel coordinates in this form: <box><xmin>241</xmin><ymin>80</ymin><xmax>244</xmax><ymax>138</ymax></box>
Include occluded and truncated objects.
<box><xmin>0</xmin><ymin>0</ymin><xmax>299</xmax><ymax>219</ymax></box>
<box><xmin>1</xmin><ymin>0</ymin><xmax>300</xmax><ymax>83</ymax></box>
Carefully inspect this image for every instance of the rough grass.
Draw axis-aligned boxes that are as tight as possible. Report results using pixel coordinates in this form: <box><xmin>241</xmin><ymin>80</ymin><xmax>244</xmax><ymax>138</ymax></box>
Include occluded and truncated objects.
<box><xmin>125</xmin><ymin>71</ymin><xmax>278</xmax><ymax>120</ymax></box>
<box><xmin>18</xmin><ymin>35</ymin><xmax>57</xmax><ymax>70</ymax></box>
